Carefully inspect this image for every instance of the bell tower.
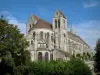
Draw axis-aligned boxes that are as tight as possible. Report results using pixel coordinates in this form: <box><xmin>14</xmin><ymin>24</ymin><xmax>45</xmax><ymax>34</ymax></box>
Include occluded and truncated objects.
<box><xmin>52</xmin><ymin>9</ymin><xmax>68</xmax><ymax>52</ymax></box>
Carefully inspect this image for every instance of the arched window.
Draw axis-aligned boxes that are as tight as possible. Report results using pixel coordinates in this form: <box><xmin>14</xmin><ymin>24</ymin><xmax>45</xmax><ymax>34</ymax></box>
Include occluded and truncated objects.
<box><xmin>55</xmin><ymin>20</ymin><xmax>57</xmax><ymax>28</ymax></box>
<box><xmin>33</xmin><ymin>32</ymin><xmax>36</xmax><ymax>40</ymax></box>
<box><xmin>45</xmin><ymin>33</ymin><xmax>47</xmax><ymax>39</ymax></box>
<box><xmin>31</xmin><ymin>40</ymin><xmax>33</xmax><ymax>45</ymax></box>
<box><xmin>38</xmin><ymin>52</ymin><xmax>42</xmax><ymax>61</ymax></box>
<box><xmin>47</xmin><ymin>32</ymin><xmax>49</xmax><ymax>39</ymax></box>
<box><xmin>45</xmin><ymin>52</ymin><xmax>49</xmax><ymax>61</ymax></box>
<box><xmin>64</xmin><ymin>34</ymin><xmax>66</xmax><ymax>37</ymax></box>
<box><xmin>51</xmin><ymin>36</ymin><xmax>53</xmax><ymax>42</ymax></box>
<box><xmin>47</xmin><ymin>32</ymin><xmax>49</xmax><ymax>45</ymax></box>
<box><xmin>58</xmin><ymin>19</ymin><xmax>60</xmax><ymax>28</ymax></box>
<box><xmin>40</xmin><ymin>31</ymin><xmax>43</xmax><ymax>40</ymax></box>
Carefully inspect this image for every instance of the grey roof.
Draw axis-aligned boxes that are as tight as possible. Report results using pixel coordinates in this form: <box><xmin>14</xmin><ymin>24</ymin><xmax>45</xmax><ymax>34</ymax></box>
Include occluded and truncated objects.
<box><xmin>54</xmin><ymin>9</ymin><xmax>66</xmax><ymax>19</ymax></box>
<box><xmin>68</xmin><ymin>32</ymin><xmax>89</xmax><ymax>47</ymax></box>
<box><xmin>58</xmin><ymin>10</ymin><xmax>66</xmax><ymax>19</ymax></box>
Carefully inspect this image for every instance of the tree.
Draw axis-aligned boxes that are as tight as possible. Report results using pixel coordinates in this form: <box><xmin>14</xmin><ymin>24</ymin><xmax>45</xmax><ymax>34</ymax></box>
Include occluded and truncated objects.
<box><xmin>0</xmin><ymin>16</ymin><xmax>30</xmax><ymax>74</ymax></box>
<box><xmin>68</xmin><ymin>58</ymin><xmax>92</xmax><ymax>75</ymax></box>
<box><xmin>94</xmin><ymin>39</ymin><xmax>100</xmax><ymax>74</ymax></box>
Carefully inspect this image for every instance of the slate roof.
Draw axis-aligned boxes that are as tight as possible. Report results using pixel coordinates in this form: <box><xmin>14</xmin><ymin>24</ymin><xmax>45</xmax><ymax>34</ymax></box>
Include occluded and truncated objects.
<box><xmin>58</xmin><ymin>10</ymin><xmax>66</xmax><ymax>19</ymax></box>
<box><xmin>68</xmin><ymin>32</ymin><xmax>89</xmax><ymax>46</ymax></box>
<box><xmin>55</xmin><ymin>9</ymin><xmax>66</xmax><ymax>19</ymax></box>
<box><xmin>33</xmin><ymin>15</ymin><xmax>38</xmax><ymax>20</ymax></box>
<box><xmin>33</xmin><ymin>16</ymin><xmax>52</xmax><ymax>29</ymax></box>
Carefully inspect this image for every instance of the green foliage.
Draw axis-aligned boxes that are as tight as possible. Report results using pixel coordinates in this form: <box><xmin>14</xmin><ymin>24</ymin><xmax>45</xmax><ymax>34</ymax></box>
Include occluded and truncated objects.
<box><xmin>94</xmin><ymin>39</ymin><xmax>100</xmax><ymax>73</ymax></box>
<box><xmin>68</xmin><ymin>58</ymin><xmax>92</xmax><ymax>75</ymax></box>
<box><xmin>14</xmin><ymin>59</ymin><xmax>92</xmax><ymax>75</ymax></box>
<box><xmin>0</xmin><ymin>17</ymin><xmax>30</xmax><ymax>75</ymax></box>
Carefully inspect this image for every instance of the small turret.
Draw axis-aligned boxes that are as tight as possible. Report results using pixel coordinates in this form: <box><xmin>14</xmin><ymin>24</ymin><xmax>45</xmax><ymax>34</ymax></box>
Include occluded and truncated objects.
<box><xmin>70</xmin><ymin>25</ymin><xmax>75</xmax><ymax>34</ymax></box>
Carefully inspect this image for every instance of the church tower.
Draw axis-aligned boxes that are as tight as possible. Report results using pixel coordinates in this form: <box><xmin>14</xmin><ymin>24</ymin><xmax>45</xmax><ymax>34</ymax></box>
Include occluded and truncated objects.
<box><xmin>52</xmin><ymin>9</ymin><xmax>68</xmax><ymax>52</ymax></box>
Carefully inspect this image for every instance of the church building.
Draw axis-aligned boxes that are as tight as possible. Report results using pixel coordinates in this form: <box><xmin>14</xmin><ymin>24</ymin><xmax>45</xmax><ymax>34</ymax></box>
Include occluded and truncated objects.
<box><xmin>26</xmin><ymin>9</ymin><xmax>93</xmax><ymax>61</ymax></box>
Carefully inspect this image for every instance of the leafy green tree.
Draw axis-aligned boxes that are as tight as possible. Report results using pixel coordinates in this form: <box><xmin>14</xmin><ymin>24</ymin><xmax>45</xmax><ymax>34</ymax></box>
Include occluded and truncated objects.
<box><xmin>68</xmin><ymin>58</ymin><xmax>92</xmax><ymax>75</ymax></box>
<box><xmin>24</xmin><ymin>59</ymin><xmax>92</xmax><ymax>75</ymax></box>
<box><xmin>94</xmin><ymin>39</ymin><xmax>100</xmax><ymax>74</ymax></box>
<box><xmin>0</xmin><ymin>16</ymin><xmax>30</xmax><ymax>75</ymax></box>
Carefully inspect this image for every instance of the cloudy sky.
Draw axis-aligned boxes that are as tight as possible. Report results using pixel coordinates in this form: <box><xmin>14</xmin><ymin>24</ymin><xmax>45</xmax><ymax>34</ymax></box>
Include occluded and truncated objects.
<box><xmin>0</xmin><ymin>0</ymin><xmax>100</xmax><ymax>49</ymax></box>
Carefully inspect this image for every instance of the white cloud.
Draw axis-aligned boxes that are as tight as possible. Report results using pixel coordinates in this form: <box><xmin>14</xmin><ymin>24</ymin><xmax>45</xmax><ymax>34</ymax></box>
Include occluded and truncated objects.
<box><xmin>0</xmin><ymin>11</ymin><xmax>26</xmax><ymax>35</ymax></box>
<box><xmin>83</xmin><ymin>1</ymin><xmax>100</xmax><ymax>8</ymax></box>
<box><xmin>7</xmin><ymin>16</ymin><xmax>26</xmax><ymax>35</ymax></box>
<box><xmin>74</xmin><ymin>20</ymin><xmax>100</xmax><ymax>49</ymax></box>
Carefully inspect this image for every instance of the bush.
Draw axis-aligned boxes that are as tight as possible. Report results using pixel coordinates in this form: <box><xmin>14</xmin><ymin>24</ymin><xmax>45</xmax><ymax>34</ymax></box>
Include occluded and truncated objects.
<box><xmin>14</xmin><ymin>59</ymin><xmax>92</xmax><ymax>75</ymax></box>
<box><xmin>68</xmin><ymin>58</ymin><xmax>92</xmax><ymax>75</ymax></box>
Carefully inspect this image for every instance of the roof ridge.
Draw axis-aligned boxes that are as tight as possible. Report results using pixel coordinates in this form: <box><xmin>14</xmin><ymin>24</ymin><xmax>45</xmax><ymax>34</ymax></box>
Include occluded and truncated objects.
<box><xmin>77</xmin><ymin>35</ymin><xmax>89</xmax><ymax>46</ymax></box>
<box><xmin>32</xmin><ymin>14</ymin><xmax>39</xmax><ymax>20</ymax></box>
<box><xmin>68</xmin><ymin>32</ymin><xmax>89</xmax><ymax>47</ymax></box>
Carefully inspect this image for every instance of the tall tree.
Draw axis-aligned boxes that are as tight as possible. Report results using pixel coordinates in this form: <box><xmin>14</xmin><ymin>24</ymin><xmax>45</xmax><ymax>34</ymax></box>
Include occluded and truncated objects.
<box><xmin>0</xmin><ymin>16</ymin><xmax>30</xmax><ymax>74</ymax></box>
<box><xmin>94</xmin><ymin>39</ymin><xmax>100</xmax><ymax>74</ymax></box>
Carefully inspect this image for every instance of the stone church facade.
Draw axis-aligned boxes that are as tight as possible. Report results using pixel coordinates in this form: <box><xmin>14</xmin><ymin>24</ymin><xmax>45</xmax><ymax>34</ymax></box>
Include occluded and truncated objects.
<box><xmin>26</xmin><ymin>9</ymin><xmax>93</xmax><ymax>61</ymax></box>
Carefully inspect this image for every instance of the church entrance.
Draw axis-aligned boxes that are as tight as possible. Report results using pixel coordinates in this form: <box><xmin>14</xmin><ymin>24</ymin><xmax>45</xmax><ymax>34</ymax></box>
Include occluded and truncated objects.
<box><xmin>45</xmin><ymin>52</ymin><xmax>49</xmax><ymax>61</ymax></box>
<box><xmin>38</xmin><ymin>52</ymin><xmax>49</xmax><ymax>61</ymax></box>
<box><xmin>38</xmin><ymin>52</ymin><xmax>42</xmax><ymax>61</ymax></box>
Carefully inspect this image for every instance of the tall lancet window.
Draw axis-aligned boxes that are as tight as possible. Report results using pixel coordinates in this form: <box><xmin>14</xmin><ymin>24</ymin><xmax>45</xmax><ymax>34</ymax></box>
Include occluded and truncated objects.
<box><xmin>58</xmin><ymin>19</ymin><xmax>60</xmax><ymax>28</ymax></box>
<box><xmin>33</xmin><ymin>32</ymin><xmax>36</xmax><ymax>40</ymax></box>
<box><xmin>47</xmin><ymin>32</ymin><xmax>49</xmax><ymax>46</ymax></box>
<box><xmin>40</xmin><ymin>31</ymin><xmax>43</xmax><ymax>40</ymax></box>
<box><xmin>38</xmin><ymin>52</ymin><xmax>42</xmax><ymax>61</ymax></box>
<box><xmin>45</xmin><ymin>52</ymin><xmax>49</xmax><ymax>61</ymax></box>
<box><xmin>55</xmin><ymin>19</ymin><xmax>57</xmax><ymax>28</ymax></box>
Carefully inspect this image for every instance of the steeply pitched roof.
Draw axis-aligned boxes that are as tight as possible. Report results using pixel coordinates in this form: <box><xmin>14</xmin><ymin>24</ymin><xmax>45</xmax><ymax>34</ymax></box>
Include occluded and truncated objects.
<box><xmin>58</xmin><ymin>10</ymin><xmax>66</xmax><ymax>19</ymax></box>
<box><xmin>56</xmin><ymin>9</ymin><xmax>66</xmax><ymax>18</ymax></box>
<box><xmin>33</xmin><ymin>15</ymin><xmax>38</xmax><ymax>20</ymax></box>
<box><xmin>68</xmin><ymin>32</ymin><xmax>89</xmax><ymax>47</ymax></box>
<box><xmin>33</xmin><ymin>18</ymin><xmax>52</xmax><ymax>29</ymax></box>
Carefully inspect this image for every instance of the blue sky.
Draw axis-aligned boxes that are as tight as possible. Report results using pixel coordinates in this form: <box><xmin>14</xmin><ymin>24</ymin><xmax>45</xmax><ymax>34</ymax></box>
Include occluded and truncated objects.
<box><xmin>0</xmin><ymin>0</ymin><xmax>100</xmax><ymax>49</ymax></box>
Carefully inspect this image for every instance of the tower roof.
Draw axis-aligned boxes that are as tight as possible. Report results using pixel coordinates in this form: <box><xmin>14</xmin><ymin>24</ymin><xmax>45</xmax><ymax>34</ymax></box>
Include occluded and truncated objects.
<box><xmin>53</xmin><ymin>9</ymin><xmax>66</xmax><ymax>18</ymax></box>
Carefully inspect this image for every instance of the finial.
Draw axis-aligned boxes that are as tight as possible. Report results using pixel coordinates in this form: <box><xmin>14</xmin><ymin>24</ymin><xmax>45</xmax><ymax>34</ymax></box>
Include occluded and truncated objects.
<box><xmin>70</xmin><ymin>24</ymin><xmax>75</xmax><ymax>34</ymax></box>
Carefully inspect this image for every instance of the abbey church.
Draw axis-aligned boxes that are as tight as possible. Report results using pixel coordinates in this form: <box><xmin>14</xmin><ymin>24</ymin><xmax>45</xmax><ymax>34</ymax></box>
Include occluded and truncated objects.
<box><xmin>26</xmin><ymin>9</ymin><xmax>92</xmax><ymax>61</ymax></box>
